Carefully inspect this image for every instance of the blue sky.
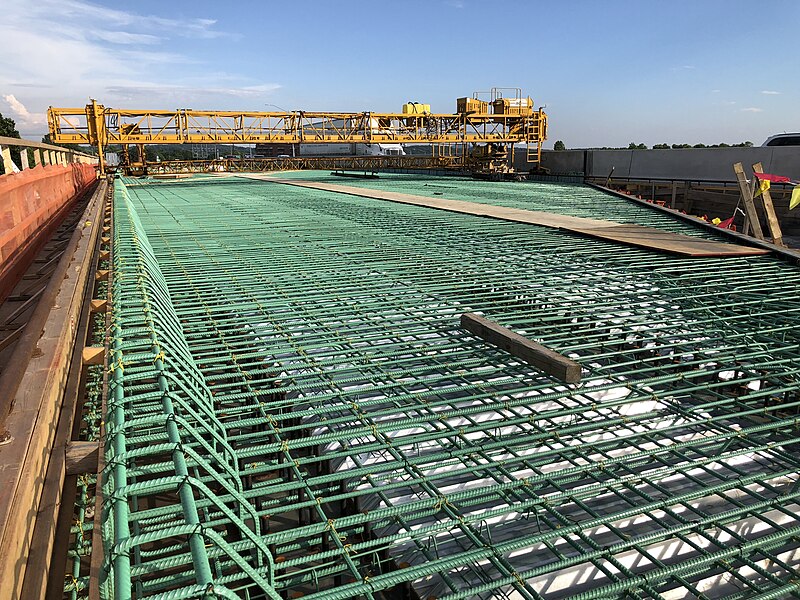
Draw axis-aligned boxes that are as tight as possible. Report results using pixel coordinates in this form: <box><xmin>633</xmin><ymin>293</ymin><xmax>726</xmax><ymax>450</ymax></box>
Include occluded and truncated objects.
<box><xmin>2</xmin><ymin>0</ymin><xmax>798</xmax><ymax>148</ymax></box>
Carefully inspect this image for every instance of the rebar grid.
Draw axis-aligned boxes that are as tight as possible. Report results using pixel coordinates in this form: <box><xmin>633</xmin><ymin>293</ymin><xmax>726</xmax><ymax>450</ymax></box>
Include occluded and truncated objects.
<box><xmin>103</xmin><ymin>173</ymin><xmax>800</xmax><ymax>600</ymax></box>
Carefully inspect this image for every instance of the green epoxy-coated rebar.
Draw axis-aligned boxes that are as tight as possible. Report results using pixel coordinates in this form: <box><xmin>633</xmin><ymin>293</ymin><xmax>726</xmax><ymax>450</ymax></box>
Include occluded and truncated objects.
<box><xmin>104</xmin><ymin>172</ymin><xmax>800</xmax><ymax>599</ymax></box>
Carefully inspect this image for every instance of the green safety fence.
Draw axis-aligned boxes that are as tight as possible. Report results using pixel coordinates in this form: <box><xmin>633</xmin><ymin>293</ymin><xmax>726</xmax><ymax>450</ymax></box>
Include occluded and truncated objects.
<box><xmin>101</xmin><ymin>172</ymin><xmax>800</xmax><ymax>599</ymax></box>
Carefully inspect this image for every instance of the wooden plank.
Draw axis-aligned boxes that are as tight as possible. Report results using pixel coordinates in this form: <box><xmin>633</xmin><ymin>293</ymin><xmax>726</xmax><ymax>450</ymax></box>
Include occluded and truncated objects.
<box><xmin>589</xmin><ymin>182</ymin><xmax>800</xmax><ymax>263</ymax></box>
<box><xmin>461</xmin><ymin>312</ymin><xmax>581</xmax><ymax>384</ymax></box>
<box><xmin>88</xmin><ymin>214</ymin><xmax>113</xmax><ymax>600</ymax></box>
<box><xmin>568</xmin><ymin>224</ymin><xmax>764</xmax><ymax>257</ymax></box>
<box><xmin>0</xmin><ymin>182</ymin><xmax>106</xmax><ymax>599</ymax></box>
<box><xmin>90</xmin><ymin>298</ymin><xmax>107</xmax><ymax>313</ymax></box>
<box><xmin>21</xmin><ymin>281</ymin><xmax>95</xmax><ymax>600</ymax></box>
<box><xmin>0</xmin><ymin>326</ymin><xmax>24</xmax><ymax>352</ymax></box>
<box><xmin>254</xmin><ymin>176</ymin><xmax>769</xmax><ymax>258</ymax></box>
<box><xmin>81</xmin><ymin>346</ymin><xmax>104</xmax><ymax>365</ymax></box>
<box><xmin>733</xmin><ymin>162</ymin><xmax>765</xmax><ymax>241</ymax></box>
<box><xmin>752</xmin><ymin>162</ymin><xmax>785</xmax><ymax>247</ymax></box>
<box><xmin>65</xmin><ymin>441</ymin><xmax>99</xmax><ymax>476</ymax></box>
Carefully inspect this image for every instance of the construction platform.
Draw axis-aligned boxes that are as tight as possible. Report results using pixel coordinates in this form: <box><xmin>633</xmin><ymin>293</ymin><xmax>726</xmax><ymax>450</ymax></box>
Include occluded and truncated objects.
<box><xmin>4</xmin><ymin>171</ymin><xmax>800</xmax><ymax>599</ymax></box>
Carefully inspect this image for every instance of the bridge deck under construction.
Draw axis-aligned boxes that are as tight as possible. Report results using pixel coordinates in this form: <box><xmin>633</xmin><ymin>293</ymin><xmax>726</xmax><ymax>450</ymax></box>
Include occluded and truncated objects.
<box><xmin>95</xmin><ymin>172</ymin><xmax>800</xmax><ymax>599</ymax></box>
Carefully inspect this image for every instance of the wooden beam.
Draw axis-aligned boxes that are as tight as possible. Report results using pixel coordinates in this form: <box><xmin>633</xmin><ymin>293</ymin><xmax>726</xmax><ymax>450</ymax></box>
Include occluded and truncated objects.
<box><xmin>89</xmin><ymin>299</ymin><xmax>108</xmax><ymax>313</ymax></box>
<box><xmin>88</xmin><ymin>211</ymin><xmax>113</xmax><ymax>600</ymax></box>
<box><xmin>65</xmin><ymin>441</ymin><xmax>99</xmax><ymax>476</ymax></box>
<box><xmin>752</xmin><ymin>162</ymin><xmax>785</xmax><ymax>247</ymax></box>
<box><xmin>461</xmin><ymin>312</ymin><xmax>582</xmax><ymax>384</ymax></box>
<box><xmin>21</xmin><ymin>311</ymin><xmax>91</xmax><ymax>600</ymax></box>
<box><xmin>94</xmin><ymin>269</ymin><xmax>109</xmax><ymax>281</ymax></box>
<box><xmin>733</xmin><ymin>162</ymin><xmax>765</xmax><ymax>240</ymax></box>
<box><xmin>81</xmin><ymin>346</ymin><xmax>104</xmax><ymax>366</ymax></box>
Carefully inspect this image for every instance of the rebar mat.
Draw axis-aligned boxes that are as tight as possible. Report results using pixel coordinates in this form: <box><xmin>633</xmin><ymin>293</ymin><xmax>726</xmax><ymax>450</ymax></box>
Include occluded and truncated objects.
<box><xmin>102</xmin><ymin>173</ymin><xmax>800</xmax><ymax>600</ymax></box>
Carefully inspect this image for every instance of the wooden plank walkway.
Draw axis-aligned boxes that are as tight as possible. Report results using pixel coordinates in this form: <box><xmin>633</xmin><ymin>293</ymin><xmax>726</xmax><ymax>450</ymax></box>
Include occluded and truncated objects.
<box><xmin>247</xmin><ymin>175</ymin><xmax>770</xmax><ymax>258</ymax></box>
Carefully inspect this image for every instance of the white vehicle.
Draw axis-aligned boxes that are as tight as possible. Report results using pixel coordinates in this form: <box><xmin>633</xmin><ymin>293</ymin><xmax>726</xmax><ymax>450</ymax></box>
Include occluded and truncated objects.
<box><xmin>762</xmin><ymin>133</ymin><xmax>800</xmax><ymax>147</ymax></box>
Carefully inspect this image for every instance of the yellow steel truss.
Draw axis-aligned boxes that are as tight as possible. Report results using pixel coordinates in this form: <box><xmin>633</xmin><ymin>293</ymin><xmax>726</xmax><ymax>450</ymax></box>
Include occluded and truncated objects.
<box><xmin>47</xmin><ymin>96</ymin><xmax>547</xmax><ymax>173</ymax></box>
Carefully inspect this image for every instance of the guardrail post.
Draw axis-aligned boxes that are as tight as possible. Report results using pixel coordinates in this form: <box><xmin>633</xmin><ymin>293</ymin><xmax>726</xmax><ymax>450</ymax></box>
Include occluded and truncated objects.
<box><xmin>1</xmin><ymin>145</ymin><xmax>13</xmax><ymax>174</ymax></box>
<box><xmin>0</xmin><ymin>137</ymin><xmax>97</xmax><ymax>170</ymax></box>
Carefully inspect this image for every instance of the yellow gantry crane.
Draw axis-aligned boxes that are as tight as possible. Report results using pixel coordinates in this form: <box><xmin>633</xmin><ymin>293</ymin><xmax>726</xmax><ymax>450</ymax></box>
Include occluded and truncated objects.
<box><xmin>47</xmin><ymin>88</ymin><xmax>547</xmax><ymax>175</ymax></box>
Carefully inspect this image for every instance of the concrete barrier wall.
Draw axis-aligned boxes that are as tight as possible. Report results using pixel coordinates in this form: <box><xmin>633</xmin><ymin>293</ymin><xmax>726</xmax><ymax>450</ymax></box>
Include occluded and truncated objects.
<box><xmin>0</xmin><ymin>163</ymin><xmax>96</xmax><ymax>302</ymax></box>
<box><xmin>518</xmin><ymin>147</ymin><xmax>800</xmax><ymax>181</ymax></box>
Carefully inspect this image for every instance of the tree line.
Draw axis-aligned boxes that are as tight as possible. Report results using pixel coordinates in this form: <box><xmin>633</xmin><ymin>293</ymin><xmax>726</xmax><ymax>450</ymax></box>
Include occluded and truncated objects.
<box><xmin>553</xmin><ymin>140</ymin><xmax>754</xmax><ymax>151</ymax></box>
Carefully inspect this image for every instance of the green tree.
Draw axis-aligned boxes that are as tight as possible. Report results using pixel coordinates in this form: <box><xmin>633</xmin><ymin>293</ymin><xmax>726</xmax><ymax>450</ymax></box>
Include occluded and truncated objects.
<box><xmin>0</xmin><ymin>112</ymin><xmax>24</xmax><ymax>168</ymax></box>
<box><xmin>553</xmin><ymin>140</ymin><xmax>566</xmax><ymax>151</ymax></box>
<box><xmin>628</xmin><ymin>142</ymin><xmax>648</xmax><ymax>150</ymax></box>
<box><xmin>652</xmin><ymin>143</ymin><xmax>670</xmax><ymax>149</ymax></box>
<box><xmin>0</xmin><ymin>112</ymin><xmax>21</xmax><ymax>140</ymax></box>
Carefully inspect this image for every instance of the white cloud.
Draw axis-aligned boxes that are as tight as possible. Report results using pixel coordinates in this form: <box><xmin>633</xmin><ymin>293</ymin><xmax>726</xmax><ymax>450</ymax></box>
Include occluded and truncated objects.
<box><xmin>711</xmin><ymin>89</ymin><xmax>721</xmax><ymax>93</ymax></box>
<box><xmin>3</xmin><ymin>94</ymin><xmax>30</xmax><ymax>119</ymax></box>
<box><xmin>761</xmin><ymin>90</ymin><xmax>781</xmax><ymax>95</ymax></box>
<box><xmin>741</xmin><ymin>107</ymin><xmax>763</xmax><ymax>113</ymax></box>
<box><xmin>104</xmin><ymin>83</ymin><xmax>282</xmax><ymax>105</ymax></box>
<box><xmin>20</xmin><ymin>0</ymin><xmax>229</xmax><ymax>40</ymax></box>
<box><xmin>0</xmin><ymin>0</ymin><xmax>277</xmax><ymax>134</ymax></box>
<box><xmin>2</xmin><ymin>93</ymin><xmax>45</xmax><ymax>125</ymax></box>
<box><xmin>90</xmin><ymin>31</ymin><xmax>161</xmax><ymax>45</ymax></box>
<box><xmin>446</xmin><ymin>0</ymin><xmax>465</xmax><ymax>7</ymax></box>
